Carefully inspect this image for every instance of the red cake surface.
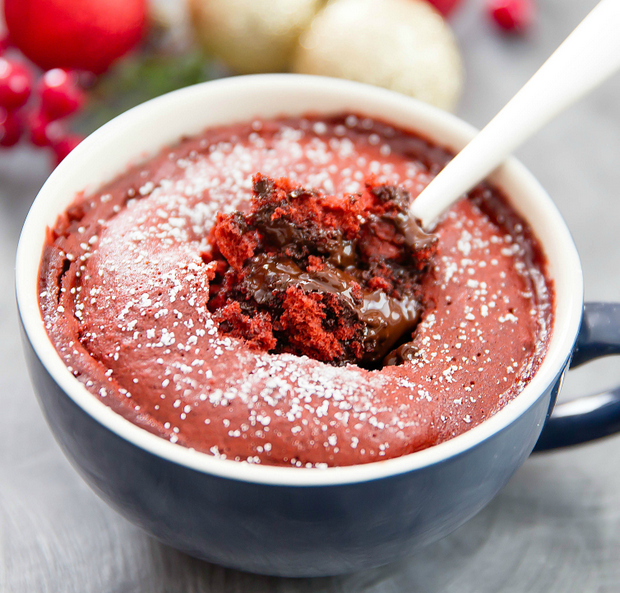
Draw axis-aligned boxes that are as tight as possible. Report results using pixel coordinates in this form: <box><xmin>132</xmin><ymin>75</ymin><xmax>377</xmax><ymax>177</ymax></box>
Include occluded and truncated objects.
<box><xmin>39</xmin><ymin>114</ymin><xmax>553</xmax><ymax>467</ymax></box>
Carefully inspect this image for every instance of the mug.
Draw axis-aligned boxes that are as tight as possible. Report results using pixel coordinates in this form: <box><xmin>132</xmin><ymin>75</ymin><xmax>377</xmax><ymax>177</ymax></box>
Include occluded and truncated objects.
<box><xmin>15</xmin><ymin>74</ymin><xmax>620</xmax><ymax>577</ymax></box>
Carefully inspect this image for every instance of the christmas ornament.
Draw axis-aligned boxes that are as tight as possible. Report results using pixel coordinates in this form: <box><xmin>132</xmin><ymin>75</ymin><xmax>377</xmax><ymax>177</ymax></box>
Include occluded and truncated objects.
<box><xmin>293</xmin><ymin>0</ymin><xmax>463</xmax><ymax>112</ymax></box>
<box><xmin>187</xmin><ymin>0</ymin><xmax>324</xmax><ymax>74</ymax></box>
<box><xmin>0</xmin><ymin>35</ymin><xmax>10</xmax><ymax>55</ymax></box>
<box><xmin>4</xmin><ymin>0</ymin><xmax>147</xmax><ymax>74</ymax></box>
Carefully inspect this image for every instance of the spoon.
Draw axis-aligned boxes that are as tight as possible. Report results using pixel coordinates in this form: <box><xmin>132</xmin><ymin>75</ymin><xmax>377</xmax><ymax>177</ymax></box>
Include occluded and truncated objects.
<box><xmin>410</xmin><ymin>0</ymin><xmax>620</xmax><ymax>230</ymax></box>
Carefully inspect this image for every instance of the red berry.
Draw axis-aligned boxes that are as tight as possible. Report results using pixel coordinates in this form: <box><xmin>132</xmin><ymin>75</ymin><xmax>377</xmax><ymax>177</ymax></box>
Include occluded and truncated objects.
<box><xmin>426</xmin><ymin>0</ymin><xmax>463</xmax><ymax>17</ymax></box>
<box><xmin>26</xmin><ymin>111</ymin><xmax>49</xmax><ymax>147</ymax></box>
<box><xmin>52</xmin><ymin>133</ymin><xmax>84</xmax><ymax>166</ymax></box>
<box><xmin>4</xmin><ymin>0</ymin><xmax>147</xmax><ymax>75</ymax></box>
<box><xmin>0</xmin><ymin>57</ymin><xmax>33</xmax><ymax>110</ymax></box>
<box><xmin>0</xmin><ymin>107</ymin><xmax>24</xmax><ymax>147</ymax></box>
<box><xmin>488</xmin><ymin>0</ymin><xmax>534</xmax><ymax>32</ymax></box>
<box><xmin>27</xmin><ymin>110</ymin><xmax>65</xmax><ymax>147</ymax></box>
<box><xmin>40</xmin><ymin>69</ymin><xmax>86</xmax><ymax>120</ymax></box>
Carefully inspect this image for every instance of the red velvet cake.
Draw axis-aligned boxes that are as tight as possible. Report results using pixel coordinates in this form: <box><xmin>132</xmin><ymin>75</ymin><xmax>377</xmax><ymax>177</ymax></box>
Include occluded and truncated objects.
<box><xmin>39</xmin><ymin>114</ymin><xmax>553</xmax><ymax>467</ymax></box>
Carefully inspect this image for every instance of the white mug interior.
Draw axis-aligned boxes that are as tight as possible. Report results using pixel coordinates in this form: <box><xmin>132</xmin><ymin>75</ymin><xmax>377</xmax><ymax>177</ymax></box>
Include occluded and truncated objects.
<box><xmin>15</xmin><ymin>74</ymin><xmax>583</xmax><ymax>486</ymax></box>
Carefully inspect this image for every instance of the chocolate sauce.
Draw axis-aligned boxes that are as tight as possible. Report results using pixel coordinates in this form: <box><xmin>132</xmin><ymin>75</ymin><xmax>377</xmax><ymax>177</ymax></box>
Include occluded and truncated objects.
<box><xmin>369</xmin><ymin>184</ymin><xmax>436</xmax><ymax>254</ymax></box>
<box><xmin>243</xmin><ymin>254</ymin><xmax>420</xmax><ymax>364</ymax></box>
<box><xmin>209</xmin><ymin>174</ymin><xmax>436</xmax><ymax>366</ymax></box>
<box><xmin>383</xmin><ymin>342</ymin><xmax>420</xmax><ymax>366</ymax></box>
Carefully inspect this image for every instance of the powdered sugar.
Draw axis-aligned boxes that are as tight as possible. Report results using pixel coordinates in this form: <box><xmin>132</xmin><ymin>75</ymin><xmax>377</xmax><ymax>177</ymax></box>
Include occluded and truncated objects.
<box><xmin>39</xmin><ymin>114</ymin><xmax>553</xmax><ymax>468</ymax></box>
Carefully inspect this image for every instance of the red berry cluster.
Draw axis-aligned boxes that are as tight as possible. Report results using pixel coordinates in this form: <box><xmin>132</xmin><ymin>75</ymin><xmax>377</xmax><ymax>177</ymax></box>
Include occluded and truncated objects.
<box><xmin>0</xmin><ymin>38</ymin><xmax>85</xmax><ymax>166</ymax></box>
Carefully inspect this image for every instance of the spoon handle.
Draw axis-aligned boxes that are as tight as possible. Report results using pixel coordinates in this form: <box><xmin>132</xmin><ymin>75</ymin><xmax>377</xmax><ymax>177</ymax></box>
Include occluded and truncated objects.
<box><xmin>411</xmin><ymin>0</ymin><xmax>620</xmax><ymax>229</ymax></box>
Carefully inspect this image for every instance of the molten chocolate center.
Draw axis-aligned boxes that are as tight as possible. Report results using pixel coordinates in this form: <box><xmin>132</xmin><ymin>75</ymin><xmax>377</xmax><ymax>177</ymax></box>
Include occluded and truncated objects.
<box><xmin>206</xmin><ymin>174</ymin><xmax>436</xmax><ymax>366</ymax></box>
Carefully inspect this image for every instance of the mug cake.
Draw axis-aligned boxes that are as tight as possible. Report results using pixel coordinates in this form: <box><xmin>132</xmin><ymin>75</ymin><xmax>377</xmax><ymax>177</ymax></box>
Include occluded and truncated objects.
<box><xmin>38</xmin><ymin>113</ymin><xmax>553</xmax><ymax>468</ymax></box>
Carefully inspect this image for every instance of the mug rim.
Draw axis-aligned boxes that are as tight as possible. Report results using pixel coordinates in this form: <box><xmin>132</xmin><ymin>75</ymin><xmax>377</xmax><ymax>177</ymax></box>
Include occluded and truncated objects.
<box><xmin>16</xmin><ymin>74</ymin><xmax>584</xmax><ymax>486</ymax></box>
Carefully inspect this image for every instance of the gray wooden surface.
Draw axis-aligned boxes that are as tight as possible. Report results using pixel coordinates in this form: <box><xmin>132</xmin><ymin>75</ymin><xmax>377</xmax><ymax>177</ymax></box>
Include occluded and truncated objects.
<box><xmin>2</xmin><ymin>0</ymin><xmax>620</xmax><ymax>590</ymax></box>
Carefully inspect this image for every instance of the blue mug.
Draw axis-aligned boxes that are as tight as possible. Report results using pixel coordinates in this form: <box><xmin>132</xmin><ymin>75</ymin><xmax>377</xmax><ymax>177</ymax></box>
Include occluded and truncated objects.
<box><xmin>15</xmin><ymin>75</ymin><xmax>620</xmax><ymax>577</ymax></box>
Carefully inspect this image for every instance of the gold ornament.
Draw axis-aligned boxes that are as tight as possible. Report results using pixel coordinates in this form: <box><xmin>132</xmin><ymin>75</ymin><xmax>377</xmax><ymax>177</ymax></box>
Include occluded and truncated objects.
<box><xmin>293</xmin><ymin>0</ymin><xmax>464</xmax><ymax>111</ymax></box>
<box><xmin>187</xmin><ymin>0</ymin><xmax>325</xmax><ymax>74</ymax></box>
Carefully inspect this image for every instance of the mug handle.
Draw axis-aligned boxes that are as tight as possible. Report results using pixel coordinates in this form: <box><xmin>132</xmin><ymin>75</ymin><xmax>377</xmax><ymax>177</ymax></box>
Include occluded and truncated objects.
<box><xmin>533</xmin><ymin>302</ymin><xmax>620</xmax><ymax>452</ymax></box>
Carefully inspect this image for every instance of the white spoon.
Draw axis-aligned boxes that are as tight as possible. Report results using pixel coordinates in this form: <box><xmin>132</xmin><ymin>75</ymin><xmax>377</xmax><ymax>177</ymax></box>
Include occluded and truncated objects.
<box><xmin>410</xmin><ymin>0</ymin><xmax>620</xmax><ymax>230</ymax></box>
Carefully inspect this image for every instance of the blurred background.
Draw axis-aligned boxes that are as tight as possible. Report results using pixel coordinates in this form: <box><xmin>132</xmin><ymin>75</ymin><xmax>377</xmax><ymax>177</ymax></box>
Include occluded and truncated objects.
<box><xmin>1</xmin><ymin>0</ymin><xmax>619</xmax><ymax>591</ymax></box>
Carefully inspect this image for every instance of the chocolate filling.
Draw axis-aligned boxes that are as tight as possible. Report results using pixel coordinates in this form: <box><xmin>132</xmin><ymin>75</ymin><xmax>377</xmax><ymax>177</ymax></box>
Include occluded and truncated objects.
<box><xmin>207</xmin><ymin>174</ymin><xmax>436</xmax><ymax>366</ymax></box>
